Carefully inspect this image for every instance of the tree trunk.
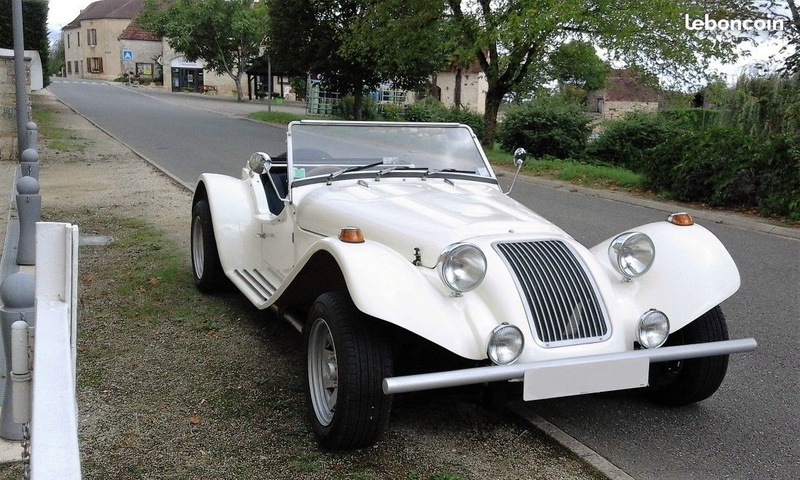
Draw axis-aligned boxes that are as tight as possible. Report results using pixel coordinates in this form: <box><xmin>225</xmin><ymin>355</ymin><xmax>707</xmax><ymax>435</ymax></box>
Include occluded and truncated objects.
<box><xmin>481</xmin><ymin>88</ymin><xmax>504</xmax><ymax>147</ymax></box>
<box><xmin>234</xmin><ymin>75</ymin><xmax>244</xmax><ymax>102</ymax></box>
<box><xmin>454</xmin><ymin>67</ymin><xmax>462</xmax><ymax>111</ymax></box>
<box><xmin>353</xmin><ymin>90</ymin><xmax>364</xmax><ymax>121</ymax></box>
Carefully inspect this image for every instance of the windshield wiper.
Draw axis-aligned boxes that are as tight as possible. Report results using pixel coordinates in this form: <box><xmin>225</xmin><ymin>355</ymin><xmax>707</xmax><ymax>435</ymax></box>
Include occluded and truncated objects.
<box><xmin>423</xmin><ymin>168</ymin><xmax>476</xmax><ymax>180</ymax></box>
<box><xmin>327</xmin><ymin>161</ymin><xmax>384</xmax><ymax>184</ymax></box>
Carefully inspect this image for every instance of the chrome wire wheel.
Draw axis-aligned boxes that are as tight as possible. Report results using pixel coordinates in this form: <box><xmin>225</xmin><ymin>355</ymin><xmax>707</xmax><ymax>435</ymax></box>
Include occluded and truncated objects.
<box><xmin>191</xmin><ymin>214</ymin><xmax>205</xmax><ymax>279</ymax></box>
<box><xmin>308</xmin><ymin>317</ymin><xmax>338</xmax><ymax>426</ymax></box>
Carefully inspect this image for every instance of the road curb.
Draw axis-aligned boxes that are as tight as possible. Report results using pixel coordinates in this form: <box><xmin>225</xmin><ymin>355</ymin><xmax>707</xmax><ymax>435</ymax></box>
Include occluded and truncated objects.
<box><xmin>507</xmin><ymin>401</ymin><xmax>635</xmax><ymax>480</ymax></box>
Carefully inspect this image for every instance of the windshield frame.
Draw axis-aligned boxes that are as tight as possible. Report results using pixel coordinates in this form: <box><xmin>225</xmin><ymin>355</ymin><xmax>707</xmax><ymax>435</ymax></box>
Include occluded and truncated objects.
<box><xmin>286</xmin><ymin>120</ymin><xmax>497</xmax><ymax>189</ymax></box>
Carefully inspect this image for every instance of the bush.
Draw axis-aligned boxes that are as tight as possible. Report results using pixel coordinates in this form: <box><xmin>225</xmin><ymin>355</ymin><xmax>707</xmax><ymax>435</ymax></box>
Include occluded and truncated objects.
<box><xmin>403</xmin><ymin>97</ymin><xmax>449</xmax><ymax>122</ymax></box>
<box><xmin>756</xmin><ymin>135</ymin><xmax>800</xmax><ymax>220</ymax></box>
<box><xmin>496</xmin><ymin>97</ymin><xmax>593</xmax><ymax>159</ymax></box>
<box><xmin>397</xmin><ymin>98</ymin><xmax>485</xmax><ymax>139</ymax></box>
<box><xmin>334</xmin><ymin>95</ymin><xmax>378</xmax><ymax>120</ymax></box>
<box><xmin>587</xmin><ymin>112</ymin><xmax>684</xmax><ymax>171</ymax></box>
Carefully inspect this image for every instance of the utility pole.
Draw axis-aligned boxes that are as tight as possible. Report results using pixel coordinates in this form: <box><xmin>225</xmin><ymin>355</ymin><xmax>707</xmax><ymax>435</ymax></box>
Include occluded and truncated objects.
<box><xmin>12</xmin><ymin>0</ymin><xmax>28</xmax><ymax>159</ymax></box>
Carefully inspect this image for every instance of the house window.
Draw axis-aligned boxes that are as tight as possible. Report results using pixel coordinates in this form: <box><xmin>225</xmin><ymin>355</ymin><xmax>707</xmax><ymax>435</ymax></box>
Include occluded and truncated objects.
<box><xmin>87</xmin><ymin>57</ymin><xmax>103</xmax><ymax>74</ymax></box>
<box><xmin>87</xmin><ymin>29</ymin><xmax>97</xmax><ymax>46</ymax></box>
<box><xmin>67</xmin><ymin>34</ymin><xmax>70</xmax><ymax>49</ymax></box>
<box><xmin>74</xmin><ymin>60</ymin><xmax>79</xmax><ymax>74</ymax></box>
<box><xmin>67</xmin><ymin>62</ymin><xmax>72</xmax><ymax>74</ymax></box>
<box><xmin>77</xmin><ymin>32</ymin><xmax>81</xmax><ymax>47</ymax></box>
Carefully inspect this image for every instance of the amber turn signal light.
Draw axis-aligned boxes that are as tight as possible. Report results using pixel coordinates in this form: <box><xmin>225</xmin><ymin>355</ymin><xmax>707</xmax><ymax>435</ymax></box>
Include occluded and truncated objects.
<box><xmin>339</xmin><ymin>227</ymin><xmax>365</xmax><ymax>243</ymax></box>
<box><xmin>667</xmin><ymin>212</ymin><xmax>694</xmax><ymax>226</ymax></box>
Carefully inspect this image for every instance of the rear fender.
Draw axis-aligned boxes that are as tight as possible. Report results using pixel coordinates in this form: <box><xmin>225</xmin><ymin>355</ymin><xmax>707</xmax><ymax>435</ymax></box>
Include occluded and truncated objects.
<box><xmin>590</xmin><ymin>221</ymin><xmax>740</xmax><ymax>333</ymax></box>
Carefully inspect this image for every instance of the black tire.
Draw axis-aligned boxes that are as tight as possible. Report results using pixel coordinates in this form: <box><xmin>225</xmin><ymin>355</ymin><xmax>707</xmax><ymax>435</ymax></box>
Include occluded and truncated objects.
<box><xmin>304</xmin><ymin>292</ymin><xmax>393</xmax><ymax>450</ymax></box>
<box><xmin>190</xmin><ymin>199</ymin><xmax>226</xmax><ymax>293</ymax></box>
<box><xmin>647</xmin><ymin>306</ymin><xmax>730</xmax><ymax>406</ymax></box>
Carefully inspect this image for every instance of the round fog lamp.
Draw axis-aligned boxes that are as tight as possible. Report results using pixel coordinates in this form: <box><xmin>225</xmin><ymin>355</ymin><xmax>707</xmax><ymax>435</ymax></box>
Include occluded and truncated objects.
<box><xmin>487</xmin><ymin>324</ymin><xmax>524</xmax><ymax>365</ymax></box>
<box><xmin>437</xmin><ymin>243</ymin><xmax>487</xmax><ymax>293</ymax></box>
<box><xmin>638</xmin><ymin>309</ymin><xmax>670</xmax><ymax>349</ymax></box>
<box><xmin>608</xmin><ymin>232</ymin><xmax>655</xmax><ymax>278</ymax></box>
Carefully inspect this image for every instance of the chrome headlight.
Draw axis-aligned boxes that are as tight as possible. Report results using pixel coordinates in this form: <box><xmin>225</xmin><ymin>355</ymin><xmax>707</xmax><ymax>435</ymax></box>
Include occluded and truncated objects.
<box><xmin>437</xmin><ymin>243</ymin><xmax>487</xmax><ymax>293</ymax></box>
<box><xmin>487</xmin><ymin>324</ymin><xmax>524</xmax><ymax>365</ymax></box>
<box><xmin>608</xmin><ymin>232</ymin><xmax>655</xmax><ymax>278</ymax></box>
<box><xmin>638</xmin><ymin>309</ymin><xmax>670</xmax><ymax>349</ymax></box>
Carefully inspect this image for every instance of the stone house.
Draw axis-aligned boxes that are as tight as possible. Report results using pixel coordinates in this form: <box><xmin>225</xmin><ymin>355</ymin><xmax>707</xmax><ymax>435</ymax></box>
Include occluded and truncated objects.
<box><xmin>63</xmin><ymin>0</ymin><xmax>144</xmax><ymax>81</ymax></box>
<box><xmin>588</xmin><ymin>69</ymin><xmax>659</xmax><ymax>121</ymax></box>
<box><xmin>61</xmin><ymin>0</ymin><xmax>237</xmax><ymax>93</ymax></box>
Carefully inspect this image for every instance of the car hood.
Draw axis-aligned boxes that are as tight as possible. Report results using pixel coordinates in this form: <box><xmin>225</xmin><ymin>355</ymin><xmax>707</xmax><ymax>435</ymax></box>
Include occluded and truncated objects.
<box><xmin>296</xmin><ymin>179</ymin><xmax>567</xmax><ymax>267</ymax></box>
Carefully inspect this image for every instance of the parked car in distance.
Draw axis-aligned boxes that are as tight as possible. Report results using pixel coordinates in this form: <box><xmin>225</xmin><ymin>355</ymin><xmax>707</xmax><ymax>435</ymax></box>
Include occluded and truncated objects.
<box><xmin>191</xmin><ymin>120</ymin><xmax>757</xmax><ymax>449</ymax></box>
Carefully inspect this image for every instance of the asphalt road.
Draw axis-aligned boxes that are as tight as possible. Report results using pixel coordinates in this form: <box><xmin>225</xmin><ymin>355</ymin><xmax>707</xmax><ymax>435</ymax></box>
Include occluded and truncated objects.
<box><xmin>48</xmin><ymin>80</ymin><xmax>800</xmax><ymax>480</ymax></box>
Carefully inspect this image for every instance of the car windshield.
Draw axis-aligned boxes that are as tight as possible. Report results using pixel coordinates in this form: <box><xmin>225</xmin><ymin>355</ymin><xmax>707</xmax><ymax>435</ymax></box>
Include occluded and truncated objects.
<box><xmin>288</xmin><ymin>122</ymin><xmax>491</xmax><ymax>180</ymax></box>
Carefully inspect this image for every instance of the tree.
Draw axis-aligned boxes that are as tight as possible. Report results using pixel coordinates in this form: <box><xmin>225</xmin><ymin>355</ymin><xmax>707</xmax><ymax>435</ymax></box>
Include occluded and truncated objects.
<box><xmin>445</xmin><ymin>0</ymin><xmax>759</xmax><ymax>146</ymax></box>
<box><xmin>548</xmin><ymin>40</ymin><xmax>611</xmax><ymax>100</ymax></box>
<box><xmin>139</xmin><ymin>0</ymin><xmax>269</xmax><ymax>101</ymax></box>
<box><xmin>0</xmin><ymin>0</ymin><xmax>50</xmax><ymax>85</ymax></box>
<box><xmin>760</xmin><ymin>1</ymin><xmax>800</xmax><ymax>75</ymax></box>
<box><xmin>268</xmin><ymin>0</ymin><xmax>448</xmax><ymax>119</ymax></box>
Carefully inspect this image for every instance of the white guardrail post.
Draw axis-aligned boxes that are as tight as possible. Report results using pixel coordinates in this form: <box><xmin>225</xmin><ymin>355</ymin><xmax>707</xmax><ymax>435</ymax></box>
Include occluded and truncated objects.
<box><xmin>30</xmin><ymin>222</ymin><xmax>81</xmax><ymax>478</ymax></box>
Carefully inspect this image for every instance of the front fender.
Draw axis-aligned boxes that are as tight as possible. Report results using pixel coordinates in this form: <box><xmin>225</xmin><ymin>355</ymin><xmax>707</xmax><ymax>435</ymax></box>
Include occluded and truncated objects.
<box><xmin>194</xmin><ymin>173</ymin><xmax>261</xmax><ymax>274</ymax></box>
<box><xmin>276</xmin><ymin>237</ymin><xmax>488</xmax><ymax>360</ymax></box>
<box><xmin>590</xmin><ymin>221</ymin><xmax>740</xmax><ymax>333</ymax></box>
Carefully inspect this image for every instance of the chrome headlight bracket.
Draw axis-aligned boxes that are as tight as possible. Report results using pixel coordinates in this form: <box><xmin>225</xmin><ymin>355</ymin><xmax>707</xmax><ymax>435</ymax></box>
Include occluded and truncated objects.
<box><xmin>437</xmin><ymin>243</ymin><xmax>487</xmax><ymax>294</ymax></box>
<box><xmin>608</xmin><ymin>232</ymin><xmax>655</xmax><ymax>279</ymax></box>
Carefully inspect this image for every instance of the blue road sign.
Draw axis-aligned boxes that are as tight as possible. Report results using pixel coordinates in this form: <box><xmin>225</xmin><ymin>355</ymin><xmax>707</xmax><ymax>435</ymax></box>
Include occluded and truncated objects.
<box><xmin>122</xmin><ymin>50</ymin><xmax>133</xmax><ymax>60</ymax></box>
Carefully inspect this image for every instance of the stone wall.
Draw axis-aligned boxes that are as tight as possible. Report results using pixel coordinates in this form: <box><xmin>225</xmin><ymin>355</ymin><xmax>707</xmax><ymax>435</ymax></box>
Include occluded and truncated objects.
<box><xmin>602</xmin><ymin>100</ymin><xmax>658</xmax><ymax>121</ymax></box>
<box><xmin>0</xmin><ymin>53</ymin><xmax>31</xmax><ymax>160</ymax></box>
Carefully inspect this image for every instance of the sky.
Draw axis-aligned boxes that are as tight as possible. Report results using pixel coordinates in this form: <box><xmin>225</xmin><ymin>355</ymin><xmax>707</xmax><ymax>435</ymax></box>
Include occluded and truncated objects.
<box><xmin>49</xmin><ymin>0</ymin><xmax>792</xmax><ymax>85</ymax></box>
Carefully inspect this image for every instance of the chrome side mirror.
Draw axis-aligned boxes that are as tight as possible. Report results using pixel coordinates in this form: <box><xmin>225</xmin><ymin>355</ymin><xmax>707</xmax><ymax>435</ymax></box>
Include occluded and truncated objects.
<box><xmin>513</xmin><ymin>148</ymin><xmax>527</xmax><ymax>168</ymax></box>
<box><xmin>505</xmin><ymin>148</ymin><xmax>527</xmax><ymax>195</ymax></box>
<box><xmin>248</xmin><ymin>152</ymin><xmax>272</xmax><ymax>174</ymax></box>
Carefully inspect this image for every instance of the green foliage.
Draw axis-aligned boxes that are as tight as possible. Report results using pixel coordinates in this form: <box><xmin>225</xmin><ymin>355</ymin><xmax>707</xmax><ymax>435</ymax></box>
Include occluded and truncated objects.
<box><xmin>400</xmin><ymin>97</ymin><xmax>483</xmax><ymax>139</ymax></box>
<box><xmin>548</xmin><ymin>41</ymin><xmax>611</xmax><ymax>93</ymax></box>
<box><xmin>268</xmin><ymin>0</ymin><xmax>447</xmax><ymax>119</ymax></box>
<box><xmin>716</xmin><ymin>74</ymin><xmax>800</xmax><ymax>140</ymax></box>
<box><xmin>48</xmin><ymin>37</ymin><xmax>65</xmax><ymax>76</ymax></box>
<box><xmin>446</xmin><ymin>0</ymin><xmax>757</xmax><ymax>146</ymax></box>
<box><xmin>659</xmin><ymin>109</ymin><xmax>720</xmax><ymax>129</ymax></box>
<box><xmin>643</xmin><ymin>126</ymin><xmax>799</xmax><ymax>220</ymax></box>
<box><xmin>587</xmin><ymin>112</ymin><xmax>684</xmax><ymax>171</ymax></box>
<box><xmin>334</xmin><ymin>95</ymin><xmax>379</xmax><ymax>121</ymax></box>
<box><xmin>139</xmin><ymin>0</ymin><xmax>269</xmax><ymax>101</ymax></box>
<box><xmin>496</xmin><ymin>97</ymin><xmax>593</xmax><ymax>159</ymax></box>
<box><xmin>0</xmin><ymin>0</ymin><xmax>49</xmax><ymax>85</ymax></box>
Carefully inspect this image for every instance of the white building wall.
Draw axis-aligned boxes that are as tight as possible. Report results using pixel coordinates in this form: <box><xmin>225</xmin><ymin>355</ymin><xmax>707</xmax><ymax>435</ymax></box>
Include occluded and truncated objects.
<box><xmin>436</xmin><ymin>71</ymin><xmax>488</xmax><ymax>114</ymax></box>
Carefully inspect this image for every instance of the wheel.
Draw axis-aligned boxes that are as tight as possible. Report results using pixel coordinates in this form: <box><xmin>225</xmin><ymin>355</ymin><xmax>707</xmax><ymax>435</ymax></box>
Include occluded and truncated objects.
<box><xmin>304</xmin><ymin>292</ymin><xmax>393</xmax><ymax>450</ymax></box>
<box><xmin>190</xmin><ymin>199</ymin><xmax>227</xmax><ymax>293</ymax></box>
<box><xmin>647</xmin><ymin>306</ymin><xmax>730</xmax><ymax>406</ymax></box>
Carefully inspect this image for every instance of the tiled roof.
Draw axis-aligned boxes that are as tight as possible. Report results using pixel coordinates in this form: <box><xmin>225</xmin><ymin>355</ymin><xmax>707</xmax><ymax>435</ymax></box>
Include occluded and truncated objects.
<box><xmin>602</xmin><ymin>69</ymin><xmax>659</xmax><ymax>103</ymax></box>
<box><xmin>119</xmin><ymin>23</ymin><xmax>161</xmax><ymax>42</ymax></box>
<box><xmin>63</xmin><ymin>0</ymin><xmax>145</xmax><ymax>29</ymax></box>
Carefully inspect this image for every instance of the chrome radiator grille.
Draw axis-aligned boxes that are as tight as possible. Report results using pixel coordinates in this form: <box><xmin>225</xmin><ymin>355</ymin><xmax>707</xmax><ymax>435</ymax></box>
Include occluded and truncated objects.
<box><xmin>494</xmin><ymin>240</ymin><xmax>610</xmax><ymax>347</ymax></box>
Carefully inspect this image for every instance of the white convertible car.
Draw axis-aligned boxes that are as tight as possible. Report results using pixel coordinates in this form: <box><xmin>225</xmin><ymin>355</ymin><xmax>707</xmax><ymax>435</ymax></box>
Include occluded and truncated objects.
<box><xmin>191</xmin><ymin>120</ymin><xmax>757</xmax><ymax>449</ymax></box>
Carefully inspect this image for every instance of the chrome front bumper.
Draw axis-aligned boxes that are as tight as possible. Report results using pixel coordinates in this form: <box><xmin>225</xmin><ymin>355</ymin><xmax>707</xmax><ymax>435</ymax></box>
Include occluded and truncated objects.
<box><xmin>382</xmin><ymin>338</ymin><xmax>758</xmax><ymax>399</ymax></box>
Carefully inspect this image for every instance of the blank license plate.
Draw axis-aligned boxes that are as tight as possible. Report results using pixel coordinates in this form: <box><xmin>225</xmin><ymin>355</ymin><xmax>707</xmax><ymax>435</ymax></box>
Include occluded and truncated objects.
<box><xmin>523</xmin><ymin>357</ymin><xmax>649</xmax><ymax>401</ymax></box>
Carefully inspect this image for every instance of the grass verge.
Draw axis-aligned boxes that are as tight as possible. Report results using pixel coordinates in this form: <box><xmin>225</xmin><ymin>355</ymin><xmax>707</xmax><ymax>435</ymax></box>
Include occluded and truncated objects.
<box><xmin>0</xmin><ymin>208</ymin><xmax>595</xmax><ymax>480</ymax></box>
<box><xmin>31</xmin><ymin>106</ymin><xmax>89</xmax><ymax>154</ymax></box>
